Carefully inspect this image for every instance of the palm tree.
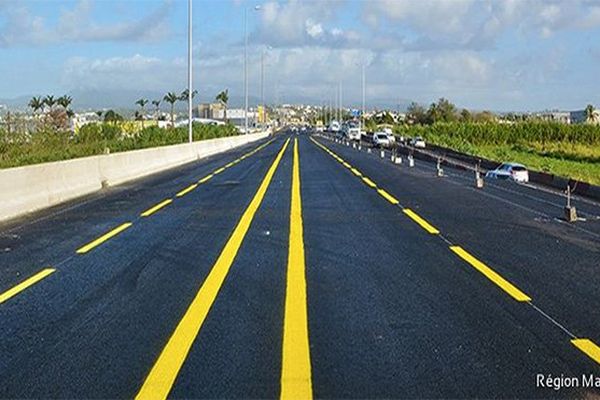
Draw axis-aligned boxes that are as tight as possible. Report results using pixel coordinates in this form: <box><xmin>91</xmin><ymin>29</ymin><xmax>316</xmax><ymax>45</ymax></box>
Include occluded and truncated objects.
<box><xmin>585</xmin><ymin>104</ymin><xmax>595</xmax><ymax>123</ymax></box>
<box><xmin>179</xmin><ymin>89</ymin><xmax>198</xmax><ymax>102</ymax></box>
<box><xmin>57</xmin><ymin>95</ymin><xmax>72</xmax><ymax>109</ymax></box>
<box><xmin>135</xmin><ymin>98</ymin><xmax>149</xmax><ymax>129</ymax></box>
<box><xmin>163</xmin><ymin>92</ymin><xmax>179</xmax><ymax>127</ymax></box>
<box><xmin>28</xmin><ymin>96</ymin><xmax>44</xmax><ymax>115</ymax></box>
<box><xmin>151</xmin><ymin>100</ymin><xmax>161</xmax><ymax>121</ymax></box>
<box><xmin>216</xmin><ymin>89</ymin><xmax>229</xmax><ymax>122</ymax></box>
<box><xmin>43</xmin><ymin>95</ymin><xmax>56</xmax><ymax>112</ymax></box>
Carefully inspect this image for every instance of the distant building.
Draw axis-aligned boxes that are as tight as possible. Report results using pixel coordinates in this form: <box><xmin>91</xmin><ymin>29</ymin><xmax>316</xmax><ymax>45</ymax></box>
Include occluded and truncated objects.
<box><xmin>535</xmin><ymin>111</ymin><xmax>571</xmax><ymax>124</ymax></box>
<box><xmin>195</xmin><ymin>103</ymin><xmax>225</xmax><ymax>119</ymax></box>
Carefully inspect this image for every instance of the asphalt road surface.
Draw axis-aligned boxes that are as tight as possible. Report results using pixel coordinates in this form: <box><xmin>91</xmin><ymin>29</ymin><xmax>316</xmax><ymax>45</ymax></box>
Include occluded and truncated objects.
<box><xmin>1</xmin><ymin>130</ymin><xmax>599</xmax><ymax>399</ymax></box>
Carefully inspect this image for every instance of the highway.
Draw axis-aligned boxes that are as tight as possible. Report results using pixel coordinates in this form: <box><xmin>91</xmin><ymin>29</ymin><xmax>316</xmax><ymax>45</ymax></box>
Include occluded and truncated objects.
<box><xmin>0</xmin><ymin>130</ymin><xmax>599</xmax><ymax>398</ymax></box>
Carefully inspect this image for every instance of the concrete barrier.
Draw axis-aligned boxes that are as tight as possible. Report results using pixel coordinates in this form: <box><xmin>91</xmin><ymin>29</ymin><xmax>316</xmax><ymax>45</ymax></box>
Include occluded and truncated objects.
<box><xmin>0</xmin><ymin>131</ymin><xmax>270</xmax><ymax>222</ymax></box>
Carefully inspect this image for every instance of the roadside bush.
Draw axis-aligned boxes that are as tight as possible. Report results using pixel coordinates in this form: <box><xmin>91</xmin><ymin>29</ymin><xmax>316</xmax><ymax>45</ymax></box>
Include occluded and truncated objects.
<box><xmin>0</xmin><ymin>122</ymin><xmax>243</xmax><ymax>169</ymax></box>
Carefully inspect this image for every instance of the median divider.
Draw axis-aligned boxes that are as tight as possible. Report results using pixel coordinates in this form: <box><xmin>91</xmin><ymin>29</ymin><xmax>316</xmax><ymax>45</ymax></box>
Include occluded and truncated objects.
<box><xmin>0</xmin><ymin>131</ymin><xmax>271</xmax><ymax>223</ymax></box>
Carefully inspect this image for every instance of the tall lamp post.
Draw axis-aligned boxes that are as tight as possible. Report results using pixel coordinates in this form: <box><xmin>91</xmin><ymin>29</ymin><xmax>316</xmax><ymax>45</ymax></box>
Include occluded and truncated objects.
<box><xmin>187</xmin><ymin>0</ymin><xmax>193</xmax><ymax>143</ymax></box>
<box><xmin>244</xmin><ymin>5</ymin><xmax>261</xmax><ymax>134</ymax></box>
<box><xmin>361</xmin><ymin>63</ymin><xmax>366</xmax><ymax>132</ymax></box>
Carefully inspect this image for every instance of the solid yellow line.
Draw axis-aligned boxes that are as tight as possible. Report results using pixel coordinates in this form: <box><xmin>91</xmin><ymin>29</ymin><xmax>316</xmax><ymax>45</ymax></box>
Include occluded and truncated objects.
<box><xmin>213</xmin><ymin>167</ymin><xmax>226</xmax><ymax>175</ymax></box>
<box><xmin>450</xmin><ymin>246</ymin><xmax>531</xmax><ymax>302</ymax></box>
<box><xmin>198</xmin><ymin>174</ymin><xmax>213</xmax><ymax>184</ymax></box>
<box><xmin>281</xmin><ymin>138</ymin><xmax>313</xmax><ymax>399</ymax></box>
<box><xmin>572</xmin><ymin>339</ymin><xmax>600</xmax><ymax>365</ymax></box>
<box><xmin>76</xmin><ymin>222</ymin><xmax>133</xmax><ymax>254</ymax></box>
<box><xmin>140</xmin><ymin>199</ymin><xmax>173</xmax><ymax>217</ymax></box>
<box><xmin>175</xmin><ymin>183</ymin><xmax>198</xmax><ymax>198</ymax></box>
<box><xmin>377</xmin><ymin>189</ymin><xmax>399</xmax><ymax>205</ymax></box>
<box><xmin>135</xmin><ymin>138</ymin><xmax>291</xmax><ymax>400</ymax></box>
<box><xmin>0</xmin><ymin>268</ymin><xmax>56</xmax><ymax>304</ymax></box>
<box><xmin>362</xmin><ymin>177</ymin><xmax>377</xmax><ymax>188</ymax></box>
<box><xmin>350</xmin><ymin>168</ymin><xmax>362</xmax><ymax>177</ymax></box>
<box><xmin>402</xmin><ymin>208</ymin><xmax>439</xmax><ymax>234</ymax></box>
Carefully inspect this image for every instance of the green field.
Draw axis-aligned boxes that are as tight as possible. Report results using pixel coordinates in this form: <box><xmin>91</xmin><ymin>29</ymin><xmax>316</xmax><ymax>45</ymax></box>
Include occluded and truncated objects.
<box><xmin>0</xmin><ymin>123</ymin><xmax>240</xmax><ymax>169</ymax></box>
<box><xmin>394</xmin><ymin>122</ymin><xmax>600</xmax><ymax>186</ymax></box>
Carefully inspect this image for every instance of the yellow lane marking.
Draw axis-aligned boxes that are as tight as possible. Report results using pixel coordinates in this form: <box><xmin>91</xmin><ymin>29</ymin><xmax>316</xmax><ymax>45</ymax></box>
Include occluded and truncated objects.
<box><xmin>281</xmin><ymin>138</ymin><xmax>313</xmax><ymax>399</ymax></box>
<box><xmin>377</xmin><ymin>189</ymin><xmax>399</xmax><ymax>205</ymax></box>
<box><xmin>342</xmin><ymin>162</ymin><xmax>351</xmax><ymax>169</ymax></box>
<box><xmin>0</xmin><ymin>268</ymin><xmax>56</xmax><ymax>304</ymax></box>
<box><xmin>362</xmin><ymin>177</ymin><xmax>377</xmax><ymax>188</ymax></box>
<box><xmin>350</xmin><ymin>168</ymin><xmax>362</xmax><ymax>177</ymax></box>
<box><xmin>402</xmin><ymin>208</ymin><xmax>439</xmax><ymax>234</ymax></box>
<box><xmin>135</xmin><ymin>138</ymin><xmax>291</xmax><ymax>400</ymax></box>
<box><xmin>198</xmin><ymin>174</ymin><xmax>213</xmax><ymax>184</ymax></box>
<box><xmin>213</xmin><ymin>167</ymin><xmax>226</xmax><ymax>175</ymax></box>
<box><xmin>175</xmin><ymin>184</ymin><xmax>198</xmax><ymax>198</ymax></box>
<box><xmin>76</xmin><ymin>222</ymin><xmax>133</xmax><ymax>254</ymax></box>
<box><xmin>225</xmin><ymin>162</ymin><xmax>235</xmax><ymax>168</ymax></box>
<box><xmin>449</xmin><ymin>246</ymin><xmax>531</xmax><ymax>302</ymax></box>
<box><xmin>572</xmin><ymin>339</ymin><xmax>600</xmax><ymax>365</ymax></box>
<box><xmin>141</xmin><ymin>199</ymin><xmax>173</xmax><ymax>217</ymax></box>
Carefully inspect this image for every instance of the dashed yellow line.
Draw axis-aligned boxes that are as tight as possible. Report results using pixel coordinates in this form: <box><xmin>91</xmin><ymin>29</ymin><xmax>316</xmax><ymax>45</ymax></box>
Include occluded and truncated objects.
<box><xmin>402</xmin><ymin>208</ymin><xmax>439</xmax><ymax>234</ymax></box>
<box><xmin>213</xmin><ymin>167</ymin><xmax>226</xmax><ymax>175</ymax></box>
<box><xmin>377</xmin><ymin>189</ymin><xmax>399</xmax><ymax>205</ymax></box>
<box><xmin>362</xmin><ymin>177</ymin><xmax>377</xmax><ymax>188</ymax></box>
<box><xmin>342</xmin><ymin>162</ymin><xmax>351</xmax><ymax>169</ymax></box>
<box><xmin>0</xmin><ymin>268</ymin><xmax>56</xmax><ymax>304</ymax></box>
<box><xmin>572</xmin><ymin>339</ymin><xmax>600</xmax><ymax>365</ymax></box>
<box><xmin>176</xmin><ymin>184</ymin><xmax>198</xmax><ymax>198</ymax></box>
<box><xmin>450</xmin><ymin>245</ymin><xmax>531</xmax><ymax>302</ymax></box>
<box><xmin>135</xmin><ymin>138</ymin><xmax>291</xmax><ymax>400</ymax></box>
<box><xmin>199</xmin><ymin>174</ymin><xmax>213</xmax><ymax>184</ymax></box>
<box><xmin>141</xmin><ymin>199</ymin><xmax>173</xmax><ymax>217</ymax></box>
<box><xmin>76</xmin><ymin>222</ymin><xmax>133</xmax><ymax>254</ymax></box>
<box><xmin>281</xmin><ymin>138</ymin><xmax>313</xmax><ymax>399</ymax></box>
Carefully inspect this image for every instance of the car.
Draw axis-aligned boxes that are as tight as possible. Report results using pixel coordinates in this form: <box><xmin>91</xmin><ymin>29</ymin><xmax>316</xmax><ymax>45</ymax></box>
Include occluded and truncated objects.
<box><xmin>375</xmin><ymin>130</ymin><xmax>395</xmax><ymax>145</ymax></box>
<box><xmin>485</xmin><ymin>162</ymin><xmax>529</xmax><ymax>183</ymax></box>
<box><xmin>347</xmin><ymin>127</ymin><xmax>361</xmax><ymax>141</ymax></box>
<box><xmin>328</xmin><ymin>120</ymin><xmax>341</xmax><ymax>133</ymax></box>
<box><xmin>372</xmin><ymin>132</ymin><xmax>391</xmax><ymax>148</ymax></box>
<box><xmin>410</xmin><ymin>136</ymin><xmax>426</xmax><ymax>148</ymax></box>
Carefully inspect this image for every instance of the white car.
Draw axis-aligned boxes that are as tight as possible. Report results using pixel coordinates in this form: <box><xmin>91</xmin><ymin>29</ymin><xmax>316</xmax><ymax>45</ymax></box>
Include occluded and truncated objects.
<box><xmin>486</xmin><ymin>162</ymin><xmax>529</xmax><ymax>183</ymax></box>
<box><xmin>347</xmin><ymin>127</ymin><xmax>361</xmax><ymax>141</ymax></box>
<box><xmin>410</xmin><ymin>137</ymin><xmax>426</xmax><ymax>148</ymax></box>
<box><xmin>373</xmin><ymin>132</ymin><xmax>391</xmax><ymax>148</ymax></box>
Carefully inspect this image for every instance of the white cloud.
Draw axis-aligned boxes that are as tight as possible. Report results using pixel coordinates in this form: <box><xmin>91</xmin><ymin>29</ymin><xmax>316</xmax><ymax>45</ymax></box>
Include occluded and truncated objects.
<box><xmin>0</xmin><ymin>0</ymin><xmax>172</xmax><ymax>47</ymax></box>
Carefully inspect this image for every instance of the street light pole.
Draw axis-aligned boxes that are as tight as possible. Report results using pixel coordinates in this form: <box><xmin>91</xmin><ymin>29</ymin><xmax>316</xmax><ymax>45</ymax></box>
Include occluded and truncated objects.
<box><xmin>187</xmin><ymin>0</ymin><xmax>193</xmax><ymax>143</ymax></box>
<box><xmin>260</xmin><ymin>47</ymin><xmax>264</xmax><ymax>125</ymax></box>
<box><xmin>361</xmin><ymin>63</ymin><xmax>365</xmax><ymax>132</ymax></box>
<box><xmin>244</xmin><ymin>7</ymin><xmax>248</xmax><ymax>134</ymax></box>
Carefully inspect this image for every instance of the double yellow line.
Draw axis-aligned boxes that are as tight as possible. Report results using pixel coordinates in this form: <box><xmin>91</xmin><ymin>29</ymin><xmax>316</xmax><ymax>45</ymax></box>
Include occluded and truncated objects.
<box><xmin>136</xmin><ymin>138</ymin><xmax>313</xmax><ymax>399</ymax></box>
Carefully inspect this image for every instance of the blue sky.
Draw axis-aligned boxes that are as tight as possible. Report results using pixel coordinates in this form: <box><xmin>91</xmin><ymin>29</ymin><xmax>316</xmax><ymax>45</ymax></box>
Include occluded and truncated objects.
<box><xmin>1</xmin><ymin>0</ymin><xmax>600</xmax><ymax>111</ymax></box>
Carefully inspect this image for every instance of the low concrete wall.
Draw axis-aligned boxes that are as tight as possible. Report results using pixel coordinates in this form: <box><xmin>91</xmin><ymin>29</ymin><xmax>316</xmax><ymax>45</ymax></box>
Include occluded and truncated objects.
<box><xmin>406</xmin><ymin>143</ymin><xmax>600</xmax><ymax>202</ymax></box>
<box><xmin>0</xmin><ymin>131</ymin><xmax>270</xmax><ymax>222</ymax></box>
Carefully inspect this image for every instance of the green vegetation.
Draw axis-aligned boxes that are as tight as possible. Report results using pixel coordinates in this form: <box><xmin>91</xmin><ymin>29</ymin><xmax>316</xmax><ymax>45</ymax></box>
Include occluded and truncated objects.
<box><xmin>394</xmin><ymin>122</ymin><xmax>600</xmax><ymax>185</ymax></box>
<box><xmin>0</xmin><ymin>123</ymin><xmax>239</xmax><ymax>169</ymax></box>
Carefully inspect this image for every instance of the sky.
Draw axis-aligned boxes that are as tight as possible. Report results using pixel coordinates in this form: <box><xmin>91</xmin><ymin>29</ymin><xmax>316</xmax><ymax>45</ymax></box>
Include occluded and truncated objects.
<box><xmin>1</xmin><ymin>0</ymin><xmax>600</xmax><ymax>111</ymax></box>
